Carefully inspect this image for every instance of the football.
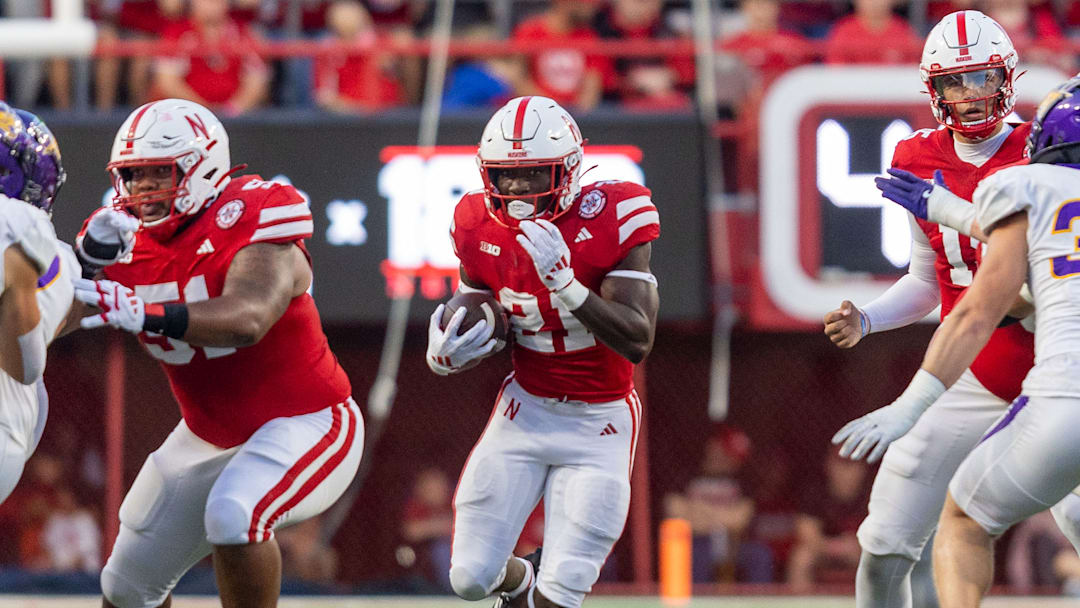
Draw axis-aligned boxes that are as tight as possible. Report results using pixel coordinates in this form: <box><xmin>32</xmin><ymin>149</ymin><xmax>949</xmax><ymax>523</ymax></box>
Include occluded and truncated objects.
<box><xmin>441</xmin><ymin>291</ymin><xmax>510</xmax><ymax>351</ymax></box>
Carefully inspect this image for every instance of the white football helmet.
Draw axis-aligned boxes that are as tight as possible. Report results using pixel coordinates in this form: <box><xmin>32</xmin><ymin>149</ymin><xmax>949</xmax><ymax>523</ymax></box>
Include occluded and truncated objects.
<box><xmin>920</xmin><ymin>10</ymin><xmax>1018</xmax><ymax>138</ymax></box>
<box><xmin>476</xmin><ymin>96</ymin><xmax>584</xmax><ymax>228</ymax></box>
<box><xmin>107</xmin><ymin>99</ymin><xmax>233</xmax><ymax>240</ymax></box>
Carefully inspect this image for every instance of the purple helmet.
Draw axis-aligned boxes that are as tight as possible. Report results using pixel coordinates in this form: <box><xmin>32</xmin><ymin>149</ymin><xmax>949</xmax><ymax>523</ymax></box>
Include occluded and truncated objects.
<box><xmin>1027</xmin><ymin>75</ymin><xmax>1080</xmax><ymax>165</ymax></box>
<box><xmin>13</xmin><ymin>108</ymin><xmax>64</xmax><ymax>212</ymax></box>
<box><xmin>0</xmin><ymin>102</ymin><xmax>65</xmax><ymax>213</ymax></box>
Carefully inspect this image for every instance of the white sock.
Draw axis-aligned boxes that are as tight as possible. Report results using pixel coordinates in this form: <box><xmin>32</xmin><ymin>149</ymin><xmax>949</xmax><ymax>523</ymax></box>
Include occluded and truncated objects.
<box><xmin>855</xmin><ymin>551</ymin><xmax>916</xmax><ymax>608</ymax></box>
<box><xmin>506</xmin><ymin>556</ymin><xmax>535</xmax><ymax>600</ymax></box>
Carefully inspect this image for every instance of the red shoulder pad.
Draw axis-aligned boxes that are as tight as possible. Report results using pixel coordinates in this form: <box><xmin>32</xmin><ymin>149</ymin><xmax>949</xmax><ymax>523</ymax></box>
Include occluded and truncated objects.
<box><xmin>219</xmin><ymin>176</ymin><xmax>313</xmax><ymax>246</ymax></box>
<box><xmin>584</xmin><ymin>181</ymin><xmax>659</xmax><ymax>254</ymax></box>
<box><xmin>890</xmin><ymin>127</ymin><xmax>947</xmax><ymax>171</ymax></box>
<box><xmin>451</xmin><ymin>192</ymin><xmax>487</xmax><ymax>257</ymax></box>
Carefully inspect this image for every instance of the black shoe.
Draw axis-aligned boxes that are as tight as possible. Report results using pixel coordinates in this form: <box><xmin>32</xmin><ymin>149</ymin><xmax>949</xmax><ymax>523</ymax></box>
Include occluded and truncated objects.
<box><xmin>492</xmin><ymin>547</ymin><xmax>543</xmax><ymax>608</ymax></box>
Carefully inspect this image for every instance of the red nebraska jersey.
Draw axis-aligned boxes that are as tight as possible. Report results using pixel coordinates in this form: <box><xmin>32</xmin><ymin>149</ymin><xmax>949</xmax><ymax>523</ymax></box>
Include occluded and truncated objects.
<box><xmin>891</xmin><ymin>124</ymin><xmax>1034</xmax><ymax>401</ymax></box>
<box><xmin>100</xmin><ymin>175</ymin><xmax>352</xmax><ymax>448</ymax></box>
<box><xmin>451</xmin><ymin>181</ymin><xmax>660</xmax><ymax>402</ymax></box>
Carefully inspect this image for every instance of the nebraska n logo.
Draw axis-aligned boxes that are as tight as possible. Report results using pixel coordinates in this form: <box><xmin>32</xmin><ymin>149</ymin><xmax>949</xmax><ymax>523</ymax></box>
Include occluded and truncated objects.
<box><xmin>186</xmin><ymin>114</ymin><xmax>210</xmax><ymax>140</ymax></box>
<box><xmin>599</xmin><ymin>423</ymin><xmax>618</xmax><ymax>436</ymax></box>
<box><xmin>503</xmin><ymin>398</ymin><xmax>521</xmax><ymax>421</ymax></box>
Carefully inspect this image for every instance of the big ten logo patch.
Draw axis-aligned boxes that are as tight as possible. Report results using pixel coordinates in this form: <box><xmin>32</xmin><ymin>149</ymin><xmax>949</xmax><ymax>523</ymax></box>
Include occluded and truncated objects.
<box><xmin>377</xmin><ymin>145</ymin><xmax>645</xmax><ymax>279</ymax></box>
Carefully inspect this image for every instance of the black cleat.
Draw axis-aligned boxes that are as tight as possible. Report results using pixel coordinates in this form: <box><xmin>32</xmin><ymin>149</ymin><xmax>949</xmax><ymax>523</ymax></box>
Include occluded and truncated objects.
<box><xmin>492</xmin><ymin>547</ymin><xmax>543</xmax><ymax>608</ymax></box>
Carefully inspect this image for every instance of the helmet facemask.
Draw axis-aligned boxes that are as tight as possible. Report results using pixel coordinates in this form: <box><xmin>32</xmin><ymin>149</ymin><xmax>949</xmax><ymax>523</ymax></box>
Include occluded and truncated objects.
<box><xmin>108</xmin><ymin>150</ymin><xmax>205</xmax><ymax>241</ymax></box>
<box><xmin>929</xmin><ymin>65</ymin><xmax>1012</xmax><ymax>138</ymax></box>
<box><xmin>479</xmin><ymin>151</ymin><xmax>580</xmax><ymax>228</ymax></box>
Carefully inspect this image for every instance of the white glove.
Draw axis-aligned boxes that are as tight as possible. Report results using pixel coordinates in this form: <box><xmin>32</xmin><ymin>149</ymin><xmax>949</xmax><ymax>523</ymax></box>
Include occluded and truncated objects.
<box><xmin>426</xmin><ymin>304</ymin><xmax>497</xmax><ymax>375</ymax></box>
<box><xmin>74</xmin><ymin>278</ymin><xmax>146</xmax><ymax>333</ymax></box>
<box><xmin>831</xmin><ymin>369</ymin><xmax>947</xmax><ymax>463</ymax></box>
<box><xmin>516</xmin><ymin>219</ymin><xmax>590</xmax><ymax>310</ymax></box>
<box><xmin>76</xmin><ymin>208</ymin><xmax>140</xmax><ymax>267</ymax></box>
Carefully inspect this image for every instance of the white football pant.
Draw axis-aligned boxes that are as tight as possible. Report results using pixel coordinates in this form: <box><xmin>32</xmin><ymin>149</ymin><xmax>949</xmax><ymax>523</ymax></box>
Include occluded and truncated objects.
<box><xmin>0</xmin><ymin>378</ymin><xmax>48</xmax><ymax>504</ymax></box>
<box><xmin>951</xmin><ymin>394</ymin><xmax>1080</xmax><ymax>537</ymax></box>
<box><xmin>101</xmin><ymin>398</ymin><xmax>363</xmax><ymax>608</ymax></box>
<box><xmin>449</xmin><ymin>375</ymin><xmax>641</xmax><ymax>608</ymax></box>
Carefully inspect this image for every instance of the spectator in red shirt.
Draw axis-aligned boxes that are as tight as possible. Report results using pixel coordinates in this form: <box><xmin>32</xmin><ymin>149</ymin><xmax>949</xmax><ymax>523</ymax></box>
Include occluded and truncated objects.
<box><xmin>401</xmin><ymin>467</ymin><xmax>454</xmax><ymax>593</ymax></box>
<box><xmin>594</xmin><ymin>0</ymin><xmax>694</xmax><ymax>110</ymax></box>
<box><xmin>511</xmin><ymin>0</ymin><xmax>612</xmax><ymax>111</ymax></box>
<box><xmin>314</xmin><ymin>0</ymin><xmax>412</xmax><ymax>113</ymax></box>
<box><xmin>982</xmin><ymin>0</ymin><xmax>1073</xmax><ymax>72</ymax></box>
<box><xmin>96</xmin><ymin>0</ymin><xmax>184</xmax><ymax>110</ymax></box>
<box><xmin>153</xmin><ymin>0</ymin><xmax>270</xmax><ymax>114</ymax></box>
<box><xmin>721</xmin><ymin>0</ymin><xmax>814</xmax><ymax>87</ymax></box>
<box><xmin>824</xmin><ymin>0</ymin><xmax>920</xmax><ymax>65</ymax></box>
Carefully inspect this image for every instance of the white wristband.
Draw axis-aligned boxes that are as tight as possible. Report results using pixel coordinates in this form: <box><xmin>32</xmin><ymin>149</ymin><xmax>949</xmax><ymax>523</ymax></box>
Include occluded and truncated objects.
<box><xmin>896</xmin><ymin>368</ymin><xmax>947</xmax><ymax>416</ymax></box>
<box><xmin>16</xmin><ymin>319</ymin><xmax>47</xmax><ymax>385</ymax></box>
<box><xmin>927</xmin><ymin>187</ymin><xmax>977</xmax><ymax>237</ymax></box>
<box><xmin>554</xmin><ymin>278</ymin><xmax>589</xmax><ymax>311</ymax></box>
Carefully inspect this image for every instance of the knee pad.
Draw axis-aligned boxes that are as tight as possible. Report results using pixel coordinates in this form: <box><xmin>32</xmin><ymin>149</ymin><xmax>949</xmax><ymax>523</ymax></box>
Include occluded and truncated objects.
<box><xmin>101</xmin><ymin>564</ymin><xmax>165</xmax><ymax>608</ymax></box>
<box><xmin>205</xmin><ymin>496</ymin><xmax>254</xmax><ymax>545</ymax></box>
<box><xmin>449</xmin><ymin>561</ymin><xmax>504</xmax><ymax>601</ymax></box>
<box><xmin>565</xmin><ymin>473</ymin><xmax>629</xmax><ymax>542</ymax></box>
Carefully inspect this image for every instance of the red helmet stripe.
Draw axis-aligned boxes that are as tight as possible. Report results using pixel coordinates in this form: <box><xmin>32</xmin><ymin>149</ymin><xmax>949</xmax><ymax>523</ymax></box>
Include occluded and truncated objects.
<box><xmin>956</xmin><ymin>11</ymin><xmax>970</xmax><ymax>56</ymax></box>
<box><xmin>512</xmin><ymin>96</ymin><xmax>533</xmax><ymax>150</ymax></box>
<box><xmin>120</xmin><ymin>101</ymin><xmax>157</xmax><ymax>156</ymax></box>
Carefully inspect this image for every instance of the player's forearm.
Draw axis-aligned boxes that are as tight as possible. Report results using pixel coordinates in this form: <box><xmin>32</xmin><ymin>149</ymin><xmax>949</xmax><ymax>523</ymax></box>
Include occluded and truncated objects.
<box><xmin>861</xmin><ymin>273</ymin><xmax>940</xmax><ymax>333</ymax></box>
<box><xmin>922</xmin><ymin>304</ymin><xmax>1003</xmax><ymax>387</ymax></box>
<box><xmin>571</xmin><ymin>294</ymin><xmax>656</xmax><ymax>364</ymax></box>
<box><xmin>183</xmin><ymin>294</ymin><xmax>290</xmax><ymax>347</ymax></box>
<box><xmin>1</xmin><ymin>251</ymin><xmax>46</xmax><ymax>383</ymax></box>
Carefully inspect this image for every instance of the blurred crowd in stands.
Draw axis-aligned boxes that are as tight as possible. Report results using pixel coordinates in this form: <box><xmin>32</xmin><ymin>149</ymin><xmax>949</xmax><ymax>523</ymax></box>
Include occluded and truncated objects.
<box><xmin>5</xmin><ymin>0</ymin><xmax>1080</xmax><ymax>114</ymax></box>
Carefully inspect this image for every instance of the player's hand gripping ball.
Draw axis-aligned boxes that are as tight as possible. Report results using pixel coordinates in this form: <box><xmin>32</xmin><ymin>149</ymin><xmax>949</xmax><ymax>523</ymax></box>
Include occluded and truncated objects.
<box><xmin>440</xmin><ymin>291</ymin><xmax>509</xmax><ymax>349</ymax></box>
<box><xmin>426</xmin><ymin>291</ymin><xmax>509</xmax><ymax>376</ymax></box>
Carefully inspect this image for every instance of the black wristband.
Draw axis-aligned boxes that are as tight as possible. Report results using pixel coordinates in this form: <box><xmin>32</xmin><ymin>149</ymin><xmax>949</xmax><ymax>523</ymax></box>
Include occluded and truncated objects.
<box><xmin>75</xmin><ymin>249</ymin><xmax>102</xmax><ymax>279</ymax></box>
<box><xmin>143</xmin><ymin>303</ymin><xmax>189</xmax><ymax>340</ymax></box>
<box><xmin>997</xmin><ymin>315</ymin><xmax>1020</xmax><ymax>328</ymax></box>
<box><xmin>81</xmin><ymin>234</ymin><xmax>121</xmax><ymax>262</ymax></box>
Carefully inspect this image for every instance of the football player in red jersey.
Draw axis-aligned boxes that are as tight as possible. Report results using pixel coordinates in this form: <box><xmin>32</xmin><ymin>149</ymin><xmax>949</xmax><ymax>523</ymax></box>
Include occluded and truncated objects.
<box><xmin>426</xmin><ymin>96</ymin><xmax>659</xmax><ymax>608</ymax></box>
<box><xmin>824</xmin><ymin>11</ymin><xmax>1080</xmax><ymax>608</ymax></box>
<box><xmin>72</xmin><ymin>99</ymin><xmax>363</xmax><ymax>608</ymax></box>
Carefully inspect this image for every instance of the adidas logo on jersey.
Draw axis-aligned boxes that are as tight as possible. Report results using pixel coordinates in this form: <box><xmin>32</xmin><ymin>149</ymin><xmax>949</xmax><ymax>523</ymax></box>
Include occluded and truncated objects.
<box><xmin>197</xmin><ymin>239</ymin><xmax>215</xmax><ymax>255</ymax></box>
<box><xmin>599</xmin><ymin>423</ymin><xmax>618</xmax><ymax>436</ymax></box>
<box><xmin>574</xmin><ymin>227</ymin><xmax>593</xmax><ymax>243</ymax></box>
